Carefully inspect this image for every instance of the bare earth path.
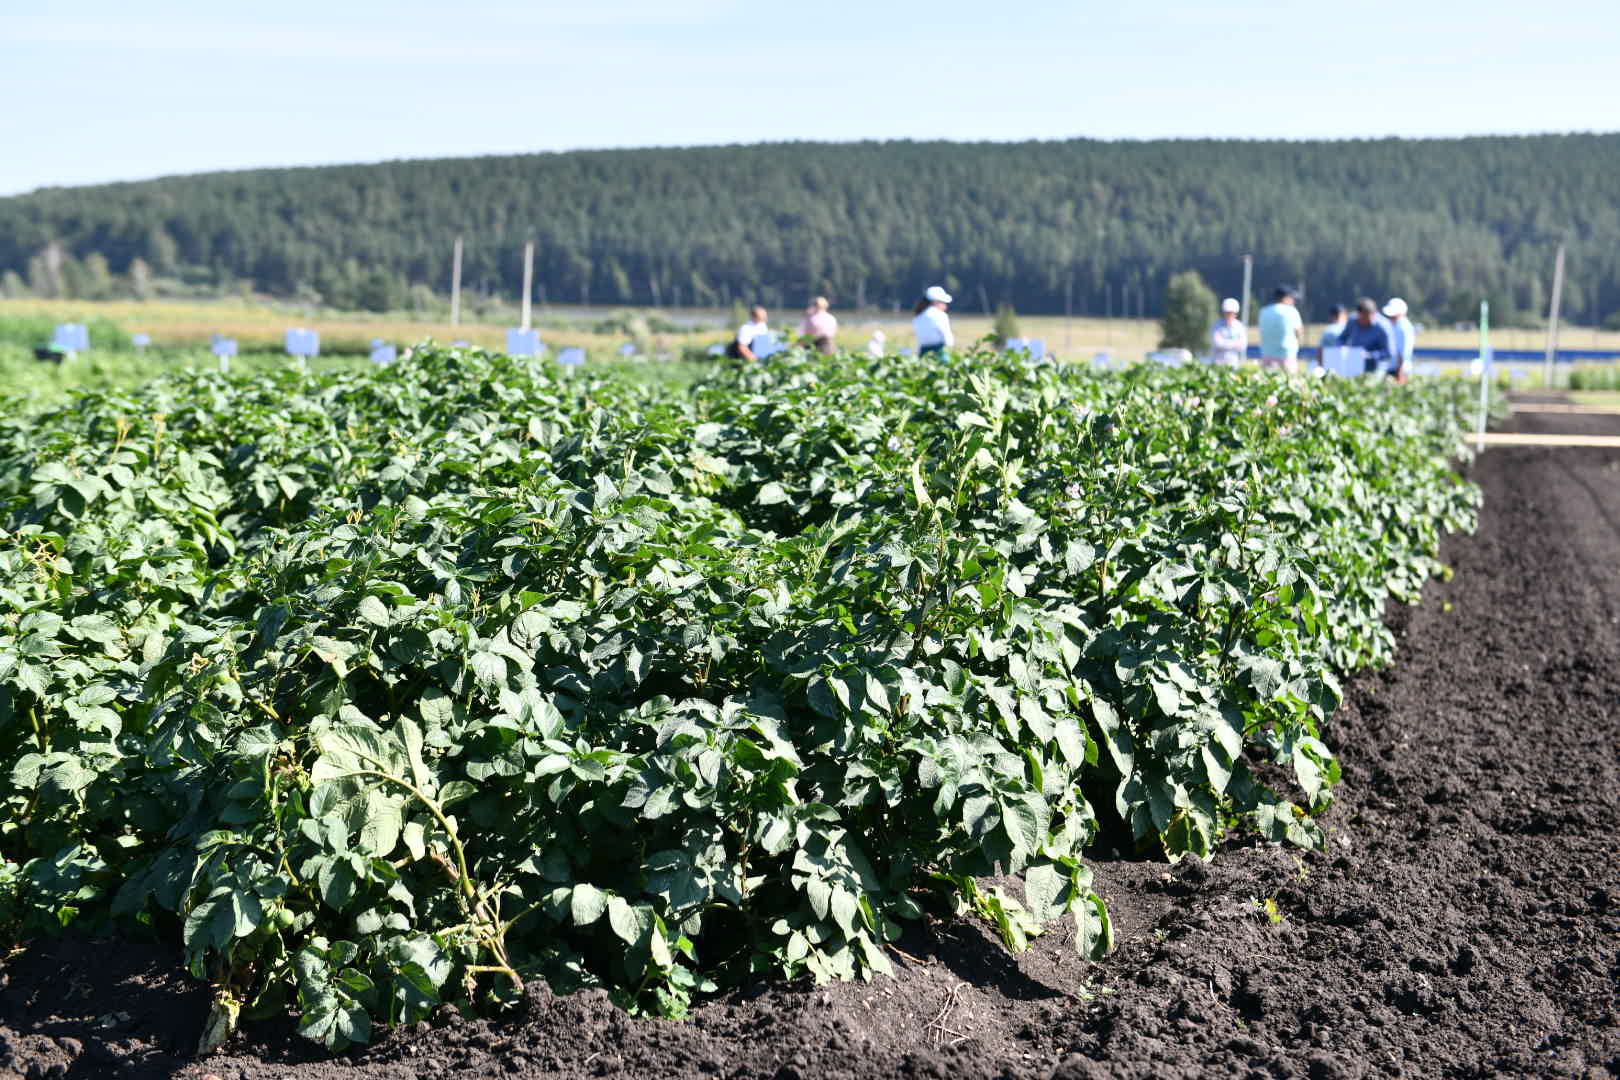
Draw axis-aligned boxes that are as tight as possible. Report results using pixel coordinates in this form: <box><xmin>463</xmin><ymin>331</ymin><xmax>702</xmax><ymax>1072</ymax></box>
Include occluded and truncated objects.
<box><xmin>3</xmin><ymin>402</ymin><xmax>1617</xmax><ymax>1080</ymax></box>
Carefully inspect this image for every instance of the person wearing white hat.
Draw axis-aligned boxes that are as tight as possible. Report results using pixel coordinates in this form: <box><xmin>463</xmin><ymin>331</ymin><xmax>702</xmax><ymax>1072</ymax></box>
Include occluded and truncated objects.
<box><xmin>866</xmin><ymin>328</ymin><xmax>887</xmax><ymax>357</ymax></box>
<box><xmin>1210</xmin><ymin>297</ymin><xmax>1247</xmax><ymax>367</ymax></box>
<box><xmin>913</xmin><ymin>285</ymin><xmax>954</xmax><ymax>357</ymax></box>
<box><xmin>1382</xmin><ymin>298</ymin><xmax>1415</xmax><ymax>383</ymax></box>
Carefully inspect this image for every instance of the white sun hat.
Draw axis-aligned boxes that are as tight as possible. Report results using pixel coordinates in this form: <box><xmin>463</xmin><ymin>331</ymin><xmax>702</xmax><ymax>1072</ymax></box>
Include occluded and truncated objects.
<box><xmin>1220</xmin><ymin>297</ymin><xmax>1240</xmax><ymax>313</ymax></box>
<box><xmin>925</xmin><ymin>285</ymin><xmax>953</xmax><ymax>304</ymax></box>
<box><xmin>1382</xmin><ymin>297</ymin><xmax>1408</xmax><ymax>317</ymax></box>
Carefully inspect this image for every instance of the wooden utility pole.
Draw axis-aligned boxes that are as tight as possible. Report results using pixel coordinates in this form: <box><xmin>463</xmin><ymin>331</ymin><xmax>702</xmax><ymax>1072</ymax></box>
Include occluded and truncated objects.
<box><xmin>520</xmin><ymin>241</ymin><xmax>534</xmax><ymax>331</ymax></box>
<box><xmin>1064</xmin><ymin>274</ymin><xmax>1073</xmax><ymax>351</ymax></box>
<box><xmin>450</xmin><ymin>235</ymin><xmax>464</xmax><ymax>328</ymax></box>
<box><xmin>1239</xmin><ymin>254</ymin><xmax>1254</xmax><ymax>326</ymax></box>
<box><xmin>977</xmin><ymin>283</ymin><xmax>990</xmax><ymax>315</ymax></box>
<box><xmin>1543</xmin><ymin>243</ymin><xmax>1566</xmax><ymax>388</ymax></box>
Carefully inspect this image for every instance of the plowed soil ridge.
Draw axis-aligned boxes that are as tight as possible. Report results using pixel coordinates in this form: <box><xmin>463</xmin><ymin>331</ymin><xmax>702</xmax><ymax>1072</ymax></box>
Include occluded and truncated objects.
<box><xmin>3</xmin><ymin>402</ymin><xmax>1617</xmax><ymax>1080</ymax></box>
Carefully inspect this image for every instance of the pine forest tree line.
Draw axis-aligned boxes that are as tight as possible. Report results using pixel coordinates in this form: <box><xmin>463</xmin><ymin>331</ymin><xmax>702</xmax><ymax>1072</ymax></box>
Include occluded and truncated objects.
<box><xmin>2</xmin><ymin>134</ymin><xmax>1619</xmax><ymax>328</ymax></box>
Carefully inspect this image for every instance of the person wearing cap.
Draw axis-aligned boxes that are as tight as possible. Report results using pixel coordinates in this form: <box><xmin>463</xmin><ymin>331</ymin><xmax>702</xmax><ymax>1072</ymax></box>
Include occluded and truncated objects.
<box><xmin>913</xmin><ymin>286</ymin><xmax>954</xmax><ymax>357</ymax></box>
<box><xmin>866</xmin><ymin>328</ymin><xmax>887</xmax><ymax>357</ymax></box>
<box><xmin>1258</xmin><ymin>285</ymin><xmax>1304</xmax><ymax>373</ymax></box>
<box><xmin>1210</xmin><ymin>298</ymin><xmax>1247</xmax><ymax>367</ymax></box>
<box><xmin>727</xmin><ymin>304</ymin><xmax>770</xmax><ymax>361</ymax></box>
<box><xmin>1383</xmin><ymin>298</ymin><xmax>1416</xmax><ymax>383</ymax></box>
<box><xmin>1338</xmin><ymin>298</ymin><xmax>1396</xmax><ymax>376</ymax></box>
<box><xmin>798</xmin><ymin>296</ymin><xmax>839</xmax><ymax>354</ymax></box>
<box><xmin>1317</xmin><ymin>304</ymin><xmax>1349</xmax><ymax>368</ymax></box>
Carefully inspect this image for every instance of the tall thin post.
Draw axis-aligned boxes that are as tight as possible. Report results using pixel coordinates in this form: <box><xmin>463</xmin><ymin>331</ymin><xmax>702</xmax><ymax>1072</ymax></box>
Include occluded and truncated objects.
<box><xmin>1476</xmin><ymin>300</ymin><xmax>1491</xmax><ymax>454</ymax></box>
<box><xmin>977</xmin><ymin>283</ymin><xmax>990</xmax><ymax>316</ymax></box>
<box><xmin>1064</xmin><ymin>274</ymin><xmax>1073</xmax><ymax>351</ymax></box>
<box><xmin>450</xmin><ymin>235</ymin><xmax>464</xmax><ymax>329</ymax></box>
<box><xmin>520</xmin><ymin>241</ymin><xmax>534</xmax><ymax>331</ymax></box>
<box><xmin>1239</xmin><ymin>254</ymin><xmax>1254</xmax><ymax>326</ymax></box>
<box><xmin>1542</xmin><ymin>243</ymin><xmax>1566</xmax><ymax>389</ymax></box>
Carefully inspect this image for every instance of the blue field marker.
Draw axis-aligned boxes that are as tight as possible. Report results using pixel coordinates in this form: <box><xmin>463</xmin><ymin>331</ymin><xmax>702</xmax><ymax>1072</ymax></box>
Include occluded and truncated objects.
<box><xmin>53</xmin><ymin>323</ymin><xmax>89</xmax><ymax>354</ymax></box>
<box><xmin>285</xmin><ymin>328</ymin><xmax>319</xmax><ymax>373</ymax></box>
<box><xmin>507</xmin><ymin>328</ymin><xmax>541</xmax><ymax>357</ymax></box>
<box><xmin>212</xmin><ymin>335</ymin><xmax>237</xmax><ymax>373</ymax></box>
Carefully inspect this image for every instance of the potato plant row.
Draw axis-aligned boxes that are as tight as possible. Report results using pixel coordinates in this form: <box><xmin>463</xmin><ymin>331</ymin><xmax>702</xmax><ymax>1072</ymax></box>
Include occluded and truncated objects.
<box><xmin>0</xmin><ymin>347</ymin><xmax>1479</xmax><ymax>1049</ymax></box>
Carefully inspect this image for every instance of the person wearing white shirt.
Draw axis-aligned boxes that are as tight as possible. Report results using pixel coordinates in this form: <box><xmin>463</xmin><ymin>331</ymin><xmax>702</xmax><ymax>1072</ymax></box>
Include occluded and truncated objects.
<box><xmin>727</xmin><ymin>305</ymin><xmax>770</xmax><ymax>360</ymax></box>
<box><xmin>1382</xmin><ymin>297</ymin><xmax>1416</xmax><ymax>383</ymax></box>
<box><xmin>1210</xmin><ymin>297</ymin><xmax>1247</xmax><ymax>366</ymax></box>
<box><xmin>866</xmin><ymin>329</ymin><xmax>887</xmax><ymax>357</ymax></box>
<box><xmin>912</xmin><ymin>285</ymin><xmax>954</xmax><ymax>356</ymax></box>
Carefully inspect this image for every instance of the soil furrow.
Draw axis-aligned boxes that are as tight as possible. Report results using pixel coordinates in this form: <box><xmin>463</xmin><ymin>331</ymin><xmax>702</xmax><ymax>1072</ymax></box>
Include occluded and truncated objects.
<box><xmin>3</xmin><ymin>401</ymin><xmax>1617</xmax><ymax>1080</ymax></box>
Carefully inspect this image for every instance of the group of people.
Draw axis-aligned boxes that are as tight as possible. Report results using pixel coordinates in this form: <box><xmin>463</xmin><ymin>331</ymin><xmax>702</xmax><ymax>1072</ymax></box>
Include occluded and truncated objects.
<box><xmin>1212</xmin><ymin>286</ymin><xmax>1417</xmax><ymax>379</ymax></box>
<box><xmin>729</xmin><ymin>282</ymin><xmax>1418</xmax><ymax>380</ymax></box>
<box><xmin>729</xmin><ymin>286</ymin><xmax>957</xmax><ymax>360</ymax></box>
<box><xmin>725</xmin><ymin>295</ymin><xmax>843</xmax><ymax>360</ymax></box>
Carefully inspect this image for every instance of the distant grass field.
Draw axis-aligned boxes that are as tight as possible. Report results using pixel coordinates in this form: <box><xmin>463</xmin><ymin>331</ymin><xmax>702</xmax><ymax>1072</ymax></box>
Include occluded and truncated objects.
<box><xmin>7</xmin><ymin>297</ymin><xmax>1617</xmax><ymax>360</ymax></box>
<box><xmin>3</xmin><ymin>297</ymin><xmax>1615</xmax><ymax>411</ymax></box>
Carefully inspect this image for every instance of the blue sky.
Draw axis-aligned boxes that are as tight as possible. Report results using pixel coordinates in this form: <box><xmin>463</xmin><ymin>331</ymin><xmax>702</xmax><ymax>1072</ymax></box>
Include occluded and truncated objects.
<box><xmin>4</xmin><ymin>0</ymin><xmax>1617</xmax><ymax>195</ymax></box>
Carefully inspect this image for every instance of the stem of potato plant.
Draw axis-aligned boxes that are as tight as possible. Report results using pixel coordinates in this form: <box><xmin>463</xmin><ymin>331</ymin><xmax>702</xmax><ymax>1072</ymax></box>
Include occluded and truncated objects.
<box><xmin>354</xmin><ymin>768</ymin><xmax>476</xmax><ymax>905</ymax></box>
<box><xmin>1219</xmin><ymin>472</ymin><xmax>1261</xmax><ymax>667</ymax></box>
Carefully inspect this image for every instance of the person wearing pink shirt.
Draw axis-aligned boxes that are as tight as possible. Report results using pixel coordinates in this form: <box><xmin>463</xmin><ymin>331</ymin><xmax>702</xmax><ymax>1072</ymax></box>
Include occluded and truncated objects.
<box><xmin>798</xmin><ymin>296</ymin><xmax>839</xmax><ymax>354</ymax></box>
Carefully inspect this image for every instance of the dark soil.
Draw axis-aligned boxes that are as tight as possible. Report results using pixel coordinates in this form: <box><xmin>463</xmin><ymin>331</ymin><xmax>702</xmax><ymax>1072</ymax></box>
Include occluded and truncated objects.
<box><xmin>5</xmin><ymin>400</ymin><xmax>1618</xmax><ymax>1080</ymax></box>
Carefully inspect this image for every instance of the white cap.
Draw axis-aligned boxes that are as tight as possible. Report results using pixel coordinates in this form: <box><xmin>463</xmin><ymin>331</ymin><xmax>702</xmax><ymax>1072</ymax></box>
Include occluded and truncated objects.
<box><xmin>871</xmin><ymin>329</ymin><xmax>885</xmax><ymax>340</ymax></box>
<box><xmin>1382</xmin><ymin>297</ymin><xmax>1408</xmax><ymax>317</ymax></box>
<box><xmin>1220</xmin><ymin>297</ymin><xmax>1240</xmax><ymax>313</ymax></box>
<box><xmin>925</xmin><ymin>285</ymin><xmax>953</xmax><ymax>304</ymax></box>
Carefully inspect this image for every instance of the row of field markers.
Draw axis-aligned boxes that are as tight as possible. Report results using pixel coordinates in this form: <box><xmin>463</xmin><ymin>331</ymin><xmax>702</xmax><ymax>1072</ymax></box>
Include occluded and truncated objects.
<box><xmin>44</xmin><ymin>323</ymin><xmax>591</xmax><ymax>369</ymax></box>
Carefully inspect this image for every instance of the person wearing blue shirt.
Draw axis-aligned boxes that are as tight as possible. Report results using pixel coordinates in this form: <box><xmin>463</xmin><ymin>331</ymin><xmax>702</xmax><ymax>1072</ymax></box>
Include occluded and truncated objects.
<box><xmin>1210</xmin><ymin>297</ymin><xmax>1247</xmax><ymax>366</ymax></box>
<box><xmin>1258</xmin><ymin>285</ymin><xmax>1304</xmax><ymax>372</ymax></box>
<box><xmin>1338</xmin><ymin>298</ymin><xmax>1396</xmax><ymax>376</ymax></box>
<box><xmin>1382</xmin><ymin>297</ymin><xmax>1416</xmax><ymax>383</ymax></box>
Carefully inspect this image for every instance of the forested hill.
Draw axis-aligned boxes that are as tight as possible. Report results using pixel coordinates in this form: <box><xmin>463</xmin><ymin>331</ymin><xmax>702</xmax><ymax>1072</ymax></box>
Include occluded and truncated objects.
<box><xmin>3</xmin><ymin>134</ymin><xmax>1617</xmax><ymax>324</ymax></box>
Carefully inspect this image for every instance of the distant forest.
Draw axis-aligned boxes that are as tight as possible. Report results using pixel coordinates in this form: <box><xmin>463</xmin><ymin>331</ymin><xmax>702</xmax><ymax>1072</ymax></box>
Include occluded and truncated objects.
<box><xmin>2</xmin><ymin>134</ymin><xmax>1618</xmax><ymax>326</ymax></box>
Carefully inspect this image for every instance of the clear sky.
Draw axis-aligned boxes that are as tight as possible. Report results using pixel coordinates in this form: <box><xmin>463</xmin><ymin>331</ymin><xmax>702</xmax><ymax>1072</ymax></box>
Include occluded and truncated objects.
<box><xmin>4</xmin><ymin>0</ymin><xmax>1617</xmax><ymax>196</ymax></box>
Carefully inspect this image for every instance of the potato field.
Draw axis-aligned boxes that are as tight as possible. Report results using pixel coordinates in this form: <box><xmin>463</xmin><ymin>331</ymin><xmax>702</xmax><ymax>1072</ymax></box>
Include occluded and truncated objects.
<box><xmin>0</xmin><ymin>347</ymin><xmax>1487</xmax><ymax>1065</ymax></box>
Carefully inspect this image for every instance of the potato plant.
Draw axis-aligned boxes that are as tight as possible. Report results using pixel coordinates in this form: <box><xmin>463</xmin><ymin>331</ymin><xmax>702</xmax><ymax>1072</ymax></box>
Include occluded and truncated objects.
<box><xmin>0</xmin><ymin>346</ymin><xmax>1478</xmax><ymax>1049</ymax></box>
